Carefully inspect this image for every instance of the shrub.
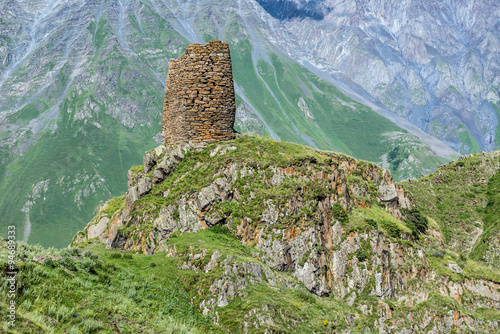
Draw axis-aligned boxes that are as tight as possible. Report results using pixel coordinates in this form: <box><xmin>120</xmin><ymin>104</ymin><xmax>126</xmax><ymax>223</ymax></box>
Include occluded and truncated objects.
<box><xmin>356</xmin><ymin>248</ymin><xmax>370</xmax><ymax>262</ymax></box>
<box><xmin>332</xmin><ymin>203</ymin><xmax>349</xmax><ymax>225</ymax></box>
<box><xmin>210</xmin><ymin>224</ymin><xmax>233</xmax><ymax>236</ymax></box>
<box><xmin>80</xmin><ymin>259</ymin><xmax>98</xmax><ymax>274</ymax></box>
<box><xmin>98</xmin><ymin>272</ymin><xmax>111</xmax><ymax>285</ymax></box>
<box><xmin>44</xmin><ymin>258</ymin><xmax>58</xmax><ymax>268</ymax></box>
<box><xmin>379</xmin><ymin>219</ymin><xmax>402</xmax><ymax>238</ymax></box>
<box><xmin>83</xmin><ymin>250</ymin><xmax>99</xmax><ymax>260</ymax></box>
<box><xmin>122</xmin><ymin>253</ymin><xmax>133</xmax><ymax>260</ymax></box>
<box><xmin>64</xmin><ymin>247</ymin><xmax>81</xmax><ymax>257</ymax></box>
<box><xmin>61</xmin><ymin>257</ymin><xmax>77</xmax><ymax>271</ymax></box>
<box><xmin>108</xmin><ymin>253</ymin><xmax>123</xmax><ymax>259</ymax></box>
<box><xmin>402</xmin><ymin>207</ymin><xmax>428</xmax><ymax>237</ymax></box>
<box><xmin>366</xmin><ymin>218</ymin><xmax>378</xmax><ymax>229</ymax></box>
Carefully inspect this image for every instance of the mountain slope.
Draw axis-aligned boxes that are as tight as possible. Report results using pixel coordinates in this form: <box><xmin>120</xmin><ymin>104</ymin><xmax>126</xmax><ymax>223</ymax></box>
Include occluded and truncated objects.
<box><xmin>252</xmin><ymin>0</ymin><xmax>500</xmax><ymax>154</ymax></box>
<box><xmin>0</xmin><ymin>0</ymin><xmax>455</xmax><ymax>247</ymax></box>
<box><xmin>3</xmin><ymin>136</ymin><xmax>499</xmax><ymax>333</ymax></box>
<box><xmin>402</xmin><ymin>150</ymin><xmax>500</xmax><ymax>268</ymax></box>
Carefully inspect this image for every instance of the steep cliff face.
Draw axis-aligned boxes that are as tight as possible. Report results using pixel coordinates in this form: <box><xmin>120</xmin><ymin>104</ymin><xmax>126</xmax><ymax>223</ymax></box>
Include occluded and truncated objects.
<box><xmin>73</xmin><ymin>136</ymin><xmax>500</xmax><ymax>332</ymax></box>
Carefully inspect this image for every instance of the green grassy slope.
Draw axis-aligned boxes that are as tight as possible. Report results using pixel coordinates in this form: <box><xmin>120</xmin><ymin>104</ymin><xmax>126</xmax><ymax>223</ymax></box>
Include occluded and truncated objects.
<box><xmin>0</xmin><ymin>8</ymin><xmax>188</xmax><ymax>248</ymax></box>
<box><xmin>401</xmin><ymin>152</ymin><xmax>500</xmax><ymax>262</ymax></box>
<box><xmin>227</xmin><ymin>29</ymin><xmax>449</xmax><ymax>181</ymax></box>
<box><xmin>2</xmin><ymin>138</ymin><xmax>499</xmax><ymax>333</ymax></box>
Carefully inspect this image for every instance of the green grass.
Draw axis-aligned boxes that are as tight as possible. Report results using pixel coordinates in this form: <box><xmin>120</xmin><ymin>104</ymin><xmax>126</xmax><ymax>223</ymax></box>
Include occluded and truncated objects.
<box><xmin>470</xmin><ymin>165</ymin><xmax>500</xmax><ymax>264</ymax></box>
<box><xmin>0</xmin><ymin>241</ymin><xmax>217</xmax><ymax>333</ymax></box>
<box><xmin>456</xmin><ymin>124</ymin><xmax>481</xmax><ymax>154</ymax></box>
<box><xmin>350</xmin><ymin>207</ymin><xmax>413</xmax><ymax>237</ymax></box>
<box><xmin>401</xmin><ymin>153</ymin><xmax>497</xmax><ymax>252</ymax></box>
<box><xmin>100</xmin><ymin>196</ymin><xmax>125</xmax><ymax>218</ymax></box>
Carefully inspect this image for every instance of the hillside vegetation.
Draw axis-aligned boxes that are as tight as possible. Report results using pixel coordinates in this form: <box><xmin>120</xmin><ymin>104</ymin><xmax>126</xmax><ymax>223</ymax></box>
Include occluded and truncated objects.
<box><xmin>402</xmin><ymin>151</ymin><xmax>500</xmax><ymax>267</ymax></box>
<box><xmin>2</xmin><ymin>136</ymin><xmax>499</xmax><ymax>333</ymax></box>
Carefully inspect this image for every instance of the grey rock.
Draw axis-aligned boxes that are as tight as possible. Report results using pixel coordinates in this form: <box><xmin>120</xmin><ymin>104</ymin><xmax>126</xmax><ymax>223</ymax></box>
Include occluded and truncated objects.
<box><xmin>179</xmin><ymin>197</ymin><xmax>202</xmax><ymax>232</ymax></box>
<box><xmin>378</xmin><ymin>183</ymin><xmax>398</xmax><ymax>202</ymax></box>
<box><xmin>111</xmin><ymin>231</ymin><xmax>128</xmax><ymax>249</ymax></box>
<box><xmin>213</xmin><ymin>177</ymin><xmax>232</xmax><ymax>200</ymax></box>
<box><xmin>154</xmin><ymin>157</ymin><xmax>174</xmax><ymax>183</ymax></box>
<box><xmin>154</xmin><ymin>205</ymin><xmax>179</xmax><ymax>239</ymax></box>
<box><xmin>197</xmin><ymin>184</ymin><xmax>219</xmax><ymax>211</ymax></box>
<box><xmin>226</xmin><ymin>163</ymin><xmax>239</xmax><ymax>182</ymax></box>
<box><xmin>153</xmin><ymin>145</ymin><xmax>166</xmax><ymax>157</ymax></box>
<box><xmin>447</xmin><ymin>262</ymin><xmax>463</xmax><ymax>274</ymax></box>
<box><xmin>295</xmin><ymin>262</ymin><xmax>316</xmax><ymax>291</ymax></box>
<box><xmin>375</xmin><ymin>272</ymin><xmax>383</xmax><ymax>297</ymax></box>
<box><xmin>153</xmin><ymin>169</ymin><xmax>165</xmax><ymax>184</ymax></box>
<box><xmin>170</xmin><ymin>146</ymin><xmax>185</xmax><ymax>162</ymax></box>
<box><xmin>217</xmin><ymin>279</ymin><xmax>237</xmax><ymax>307</ymax></box>
<box><xmin>127</xmin><ymin>170</ymin><xmax>134</xmax><ymax>188</ymax></box>
<box><xmin>143</xmin><ymin>151</ymin><xmax>157</xmax><ymax>174</ymax></box>
<box><xmin>32</xmin><ymin>255</ymin><xmax>63</xmax><ymax>264</ymax></box>
<box><xmin>271</xmin><ymin>173</ymin><xmax>283</xmax><ymax>187</ymax></box>
<box><xmin>125</xmin><ymin>186</ymin><xmax>139</xmax><ymax>207</ymax></box>
<box><xmin>204</xmin><ymin>250</ymin><xmax>221</xmax><ymax>272</ymax></box>
<box><xmin>262</xmin><ymin>201</ymin><xmax>278</xmax><ymax>224</ymax></box>
<box><xmin>87</xmin><ymin>217</ymin><xmax>109</xmax><ymax>239</ymax></box>
<box><xmin>137</xmin><ymin>177</ymin><xmax>152</xmax><ymax>197</ymax></box>
<box><xmin>332</xmin><ymin>249</ymin><xmax>347</xmax><ymax>280</ymax></box>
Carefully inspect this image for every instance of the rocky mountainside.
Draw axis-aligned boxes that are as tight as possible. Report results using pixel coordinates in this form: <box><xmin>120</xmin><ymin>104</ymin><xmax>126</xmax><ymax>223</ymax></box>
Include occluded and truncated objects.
<box><xmin>65</xmin><ymin>135</ymin><xmax>500</xmax><ymax>333</ymax></box>
<box><xmin>2</xmin><ymin>135</ymin><xmax>499</xmax><ymax>333</ymax></box>
<box><xmin>253</xmin><ymin>0</ymin><xmax>500</xmax><ymax>154</ymax></box>
<box><xmin>0</xmin><ymin>0</ymin><xmax>460</xmax><ymax>248</ymax></box>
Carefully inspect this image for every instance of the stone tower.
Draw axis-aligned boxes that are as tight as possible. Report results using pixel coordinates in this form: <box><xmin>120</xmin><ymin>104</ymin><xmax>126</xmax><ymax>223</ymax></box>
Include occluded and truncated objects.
<box><xmin>162</xmin><ymin>40</ymin><xmax>237</xmax><ymax>145</ymax></box>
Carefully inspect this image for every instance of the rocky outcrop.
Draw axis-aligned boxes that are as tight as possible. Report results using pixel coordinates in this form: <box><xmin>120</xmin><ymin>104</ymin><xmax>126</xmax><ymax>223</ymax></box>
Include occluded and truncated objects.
<box><xmin>73</xmin><ymin>138</ymin><xmax>500</xmax><ymax>333</ymax></box>
<box><xmin>75</xmin><ymin>139</ymin><xmax>419</xmax><ymax>296</ymax></box>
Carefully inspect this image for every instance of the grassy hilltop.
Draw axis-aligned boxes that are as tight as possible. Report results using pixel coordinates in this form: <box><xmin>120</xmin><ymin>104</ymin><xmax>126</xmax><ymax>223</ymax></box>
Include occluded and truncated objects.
<box><xmin>1</xmin><ymin>136</ymin><xmax>500</xmax><ymax>333</ymax></box>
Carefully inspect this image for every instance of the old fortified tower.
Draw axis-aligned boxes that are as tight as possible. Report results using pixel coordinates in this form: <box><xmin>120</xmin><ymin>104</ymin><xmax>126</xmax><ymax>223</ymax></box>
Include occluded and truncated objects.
<box><xmin>162</xmin><ymin>40</ymin><xmax>237</xmax><ymax>145</ymax></box>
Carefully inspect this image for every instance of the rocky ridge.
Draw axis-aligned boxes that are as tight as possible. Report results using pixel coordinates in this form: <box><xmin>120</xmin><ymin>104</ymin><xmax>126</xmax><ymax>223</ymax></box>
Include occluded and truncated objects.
<box><xmin>74</xmin><ymin>136</ymin><xmax>500</xmax><ymax>332</ymax></box>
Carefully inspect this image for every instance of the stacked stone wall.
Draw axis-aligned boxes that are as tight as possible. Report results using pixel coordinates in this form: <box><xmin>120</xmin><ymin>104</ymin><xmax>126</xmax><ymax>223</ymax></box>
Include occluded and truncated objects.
<box><xmin>162</xmin><ymin>40</ymin><xmax>237</xmax><ymax>145</ymax></box>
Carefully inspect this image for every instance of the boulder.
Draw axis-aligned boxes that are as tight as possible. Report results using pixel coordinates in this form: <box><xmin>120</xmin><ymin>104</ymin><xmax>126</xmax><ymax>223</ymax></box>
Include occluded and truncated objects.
<box><xmin>143</xmin><ymin>151</ymin><xmax>157</xmax><ymax>174</ymax></box>
<box><xmin>137</xmin><ymin>177</ymin><xmax>152</xmax><ymax>197</ymax></box>
<box><xmin>87</xmin><ymin>217</ymin><xmax>109</xmax><ymax>239</ymax></box>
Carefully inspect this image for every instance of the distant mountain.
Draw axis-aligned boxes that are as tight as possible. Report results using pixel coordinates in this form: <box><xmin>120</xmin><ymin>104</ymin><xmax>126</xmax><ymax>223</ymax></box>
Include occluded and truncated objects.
<box><xmin>0</xmin><ymin>0</ymin><xmax>482</xmax><ymax>248</ymax></box>
<box><xmin>253</xmin><ymin>0</ymin><xmax>500</xmax><ymax>153</ymax></box>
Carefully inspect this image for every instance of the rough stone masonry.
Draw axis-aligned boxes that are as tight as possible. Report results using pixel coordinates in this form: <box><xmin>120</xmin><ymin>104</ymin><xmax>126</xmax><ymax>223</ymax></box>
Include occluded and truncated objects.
<box><xmin>162</xmin><ymin>40</ymin><xmax>237</xmax><ymax>145</ymax></box>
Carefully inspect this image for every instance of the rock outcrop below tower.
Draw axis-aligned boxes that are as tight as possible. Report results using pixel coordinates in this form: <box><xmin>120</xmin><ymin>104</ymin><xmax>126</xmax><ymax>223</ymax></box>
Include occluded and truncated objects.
<box><xmin>162</xmin><ymin>40</ymin><xmax>237</xmax><ymax>145</ymax></box>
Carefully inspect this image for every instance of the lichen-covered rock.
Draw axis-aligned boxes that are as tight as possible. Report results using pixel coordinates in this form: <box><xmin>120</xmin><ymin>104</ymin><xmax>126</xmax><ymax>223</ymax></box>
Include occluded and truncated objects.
<box><xmin>154</xmin><ymin>205</ymin><xmax>178</xmax><ymax>239</ymax></box>
<box><xmin>87</xmin><ymin>217</ymin><xmax>109</xmax><ymax>239</ymax></box>
<box><xmin>143</xmin><ymin>151</ymin><xmax>157</xmax><ymax>174</ymax></box>
<box><xmin>137</xmin><ymin>177</ymin><xmax>152</xmax><ymax>197</ymax></box>
<box><xmin>447</xmin><ymin>262</ymin><xmax>463</xmax><ymax>274</ymax></box>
